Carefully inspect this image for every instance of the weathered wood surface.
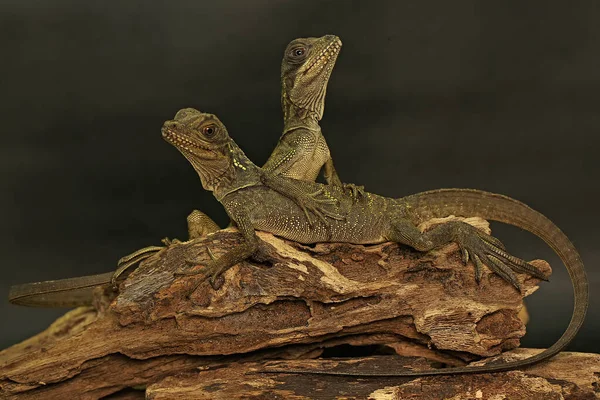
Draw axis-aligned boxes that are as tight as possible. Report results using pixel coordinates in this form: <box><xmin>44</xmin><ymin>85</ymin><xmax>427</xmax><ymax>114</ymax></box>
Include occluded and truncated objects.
<box><xmin>0</xmin><ymin>217</ymin><xmax>554</xmax><ymax>399</ymax></box>
<box><xmin>146</xmin><ymin>350</ymin><xmax>600</xmax><ymax>399</ymax></box>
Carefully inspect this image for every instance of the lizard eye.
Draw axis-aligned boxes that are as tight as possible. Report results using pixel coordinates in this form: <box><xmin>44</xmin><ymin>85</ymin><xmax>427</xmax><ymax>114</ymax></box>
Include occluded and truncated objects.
<box><xmin>202</xmin><ymin>125</ymin><xmax>217</xmax><ymax>137</ymax></box>
<box><xmin>289</xmin><ymin>47</ymin><xmax>306</xmax><ymax>58</ymax></box>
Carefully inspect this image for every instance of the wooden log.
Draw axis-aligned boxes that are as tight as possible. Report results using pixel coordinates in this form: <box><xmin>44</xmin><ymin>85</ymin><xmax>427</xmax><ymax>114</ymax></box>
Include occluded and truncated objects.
<box><xmin>0</xmin><ymin>217</ymin><xmax>553</xmax><ymax>398</ymax></box>
<box><xmin>146</xmin><ymin>350</ymin><xmax>600</xmax><ymax>399</ymax></box>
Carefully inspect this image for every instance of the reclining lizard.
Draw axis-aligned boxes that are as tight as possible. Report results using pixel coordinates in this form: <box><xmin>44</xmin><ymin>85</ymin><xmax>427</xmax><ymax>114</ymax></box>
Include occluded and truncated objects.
<box><xmin>161</xmin><ymin>110</ymin><xmax>585</xmax><ymax>376</ymax></box>
<box><xmin>10</xmin><ymin>109</ymin><xmax>587</xmax><ymax>377</ymax></box>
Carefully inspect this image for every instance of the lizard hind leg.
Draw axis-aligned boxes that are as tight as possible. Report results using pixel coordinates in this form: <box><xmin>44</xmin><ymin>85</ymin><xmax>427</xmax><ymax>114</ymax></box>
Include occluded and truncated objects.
<box><xmin>112</xmin><ymin>210</ymin><xmax>221</xmax><ymax>287</ymax></box>
<box><xmin>112</xmin><ymin>245</ymin><xmax>164</xmax><ymax>287</ymax></box>
<box><xmin>387</xmin><ymin>219</ymin><xmax>548</xmax><ymax>290</ymax></box>
<box><xmin>187</xmin><ymin>210</ymin><xmax>220</xmax><ymax>239</ymax></box>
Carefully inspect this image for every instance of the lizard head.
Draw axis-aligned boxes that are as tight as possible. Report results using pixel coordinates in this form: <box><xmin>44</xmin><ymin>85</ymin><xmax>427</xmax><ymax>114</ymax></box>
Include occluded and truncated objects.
<box><xmin>162</xmin><ymin>108</ymin><xmax>237</xmax><ymax>191</ymax></box>
<box><xmin>281</xmin><ymin>34</ymin><xmax>342</xmax><ymax>120</ymax></box>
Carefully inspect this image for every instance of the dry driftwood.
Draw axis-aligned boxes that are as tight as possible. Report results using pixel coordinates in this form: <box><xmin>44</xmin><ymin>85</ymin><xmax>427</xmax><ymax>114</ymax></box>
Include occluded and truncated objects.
<box><xmin>146</xmin><ymin>350</ymin><xmax>600</xmax><ymax>399</ymax></box>
<box><xmin>0</xmin><ymin>217</ymin><xmax>557</xmax><ymax>399</ymax></box>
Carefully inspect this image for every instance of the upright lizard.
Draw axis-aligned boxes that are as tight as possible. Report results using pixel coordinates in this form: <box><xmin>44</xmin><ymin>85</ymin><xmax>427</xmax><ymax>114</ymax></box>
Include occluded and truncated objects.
<box><xmin>262</xmin><ymin>34</ymin><xmax>352</xmax><ymax>188</ymax></box>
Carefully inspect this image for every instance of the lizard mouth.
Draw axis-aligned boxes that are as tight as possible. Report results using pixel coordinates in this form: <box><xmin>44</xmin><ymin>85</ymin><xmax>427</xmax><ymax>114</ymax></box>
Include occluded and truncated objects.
<box><xmin>303</xmin><ymin>37</ymin><xmax>342</xmax><ymax>75</ymax></box>
<box><xmin>162</xmin><ymin>125</ymin><xmax>218</xmax><ymax>160</ymax></box>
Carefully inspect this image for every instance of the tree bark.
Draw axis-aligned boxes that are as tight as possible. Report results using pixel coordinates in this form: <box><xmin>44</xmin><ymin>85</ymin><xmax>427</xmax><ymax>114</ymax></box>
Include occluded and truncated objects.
<box><xmin>1</xmin><ymin>217</ymin><xmax>579</xmax><ymax>399</ymax></box>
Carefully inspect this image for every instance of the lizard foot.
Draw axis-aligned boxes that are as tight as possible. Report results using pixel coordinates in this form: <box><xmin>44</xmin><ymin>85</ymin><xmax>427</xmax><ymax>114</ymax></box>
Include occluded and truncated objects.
<box><xmin>113</xmin><ymin>239</ymin><xmax>184</xmax><ymax>287</ymax></box>
<box><xmin>298</xmin><ymin>189</ymin><xmax>345</xmax><ymax>226</ymax></box>
<box><xmin>456</xmin><ymin>227</ymin><xmax>548</xmax><ymax>291</ymax></box>
<box><xmin>161</xmin><ymin>237</ymin><xmax>183</xmax><ymax>246</ymax></box>
<box><xmin>343</xmin><ymin>183</ymin><xmax>365</xmax><ymax>200</ymax></box>
<box><xmin>174</xmin><ymin>247</ymin><xmax>227</xmax><ymax>292</ymax></box>
<box><xmin>112</xmin><ymin>245</ymin><xmax>165</xmax><ymax>288</ymax></box>
<box><xmin>174</xmin><ymin>246</ymin><xmax>216</xmax><ymax>276</ymax></box>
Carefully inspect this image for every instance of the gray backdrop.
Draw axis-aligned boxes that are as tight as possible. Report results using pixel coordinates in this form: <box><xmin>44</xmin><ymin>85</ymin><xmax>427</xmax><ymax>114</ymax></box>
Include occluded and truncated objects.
<box><xmin>1</xmin><ymin>1</ymin><xmax>598</xmax><ymax>353</ymax></box>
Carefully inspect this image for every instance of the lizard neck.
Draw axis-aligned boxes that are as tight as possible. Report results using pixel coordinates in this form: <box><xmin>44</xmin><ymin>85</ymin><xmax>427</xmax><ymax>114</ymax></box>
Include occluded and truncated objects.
<box><xmin>212</xmin><ymin>142</ymin><xmax>261</xmax><ymax>201</ymax></box>
<box><xmin>281</xmin><ymin>92</ymin><xmax>321</xmax><ymax>133</ymax></box>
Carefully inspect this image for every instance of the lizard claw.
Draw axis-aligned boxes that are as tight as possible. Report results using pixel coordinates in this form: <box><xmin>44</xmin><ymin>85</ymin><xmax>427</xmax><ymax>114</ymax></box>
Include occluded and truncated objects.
<box><xmin>208</xmin><ymin>272</ymin><xmax>225</xmax><ymax>290</ymax></box>
<box><xmin>113</xmin><ymin>245</ymin><xmax>164</xmax><ymax>288</ymax></box>
<box><xmin>456</xmin><ymin>227</ymin><xmax>548</xmax><ymax>290</ymax></box>
<box><xmin>113</xmin><ymin>239</ymin><xmax>183</xmax><ymax>287</ymax></box>
<box><xmin>472</xmin><ymin>253</ymin><xmax>484</xmax><ymax>284</ymax></box>
<box><xmin>343</xmin><ymin>183</ymin><xmax>365</xmax><ymax>200</ymax></box>
<box><xmin>177</xmin><ymin>261</ymin><xmax>227</xmax><ymax>296</ymax></box>
<box><xmin>161</xmin><ymin>237</ymin><xmax>182</xmax><ymax>246</ymax></box>
<box><xmin>175</xmin><ymin>246</ymin><xmax>216</xmax><ymax>275</ymax></box>
<box><xmin>460</xmin><ymin>245</ymin><xmax>469</xmax><ymax>265</ymax></box>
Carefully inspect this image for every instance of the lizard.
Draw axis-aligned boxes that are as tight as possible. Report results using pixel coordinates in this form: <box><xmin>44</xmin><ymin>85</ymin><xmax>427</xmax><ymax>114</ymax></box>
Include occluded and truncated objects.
<box><xmin>112</xmin><ymin>34</ymin><xmax>356</xmax><ymax>277</ymax></box>
<box><xmin>157</xmin><ymin>109</ymin><xmax>585</xmax><ymax>376</ymax></box>
<box><xmin>261</xmin><ymin>34</ymin><xmax>357</xmax><ymax>191</ymax></box>
<box><xmin>9</xmin><ymin>109</ymin><xmax>587</xmax><ymax>378</ymax></box>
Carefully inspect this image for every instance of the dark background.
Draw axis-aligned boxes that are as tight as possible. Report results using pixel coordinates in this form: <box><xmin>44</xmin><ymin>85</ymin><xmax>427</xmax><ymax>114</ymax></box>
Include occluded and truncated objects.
<box><xmin>1</xmin><ymin>1</ymin><xmax>598</xmax><ymax>353</ymax></box>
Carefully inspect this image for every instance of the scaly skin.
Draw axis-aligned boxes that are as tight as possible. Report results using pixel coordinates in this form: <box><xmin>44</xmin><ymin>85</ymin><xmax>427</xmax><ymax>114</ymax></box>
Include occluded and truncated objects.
<box><xmin>169</xmin><ymin>35</ymin><xmax>352</xmax><ymax>234</ymax></box>
<box><xmin>162</xmin><ymin>111</ymin><xmax>548</xmax><ymax>286</ymax></box>
<box><xmin>173</xmin><ymin>35</ymin><xmax>353</xmax><ymax>234</ymax></box>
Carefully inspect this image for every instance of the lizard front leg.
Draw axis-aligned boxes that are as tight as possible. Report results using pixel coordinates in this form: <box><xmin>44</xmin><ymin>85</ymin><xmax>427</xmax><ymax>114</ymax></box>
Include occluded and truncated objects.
<box><xmin>322</xmin><ymin>158</ymin><xmax>343</xmax><ymax>187</ymax></box>
<box><xmin>260</xmin><ymin>171</ymin><xmax>343</xmax><ymax>225</ymax></box>
<box><xmin>388</xmin><ymin>219</ymin><xmax>548</xmax><ymax>290</ymax></box>
<box><xmin>175</xmin><ymin>207</ymin><xmax>258</xmax><ymax>292</ymax></box>
<box><xmin>186</xmin><ymin>209</ymin><xmax>221</xmax><ymax>239</ymax></box>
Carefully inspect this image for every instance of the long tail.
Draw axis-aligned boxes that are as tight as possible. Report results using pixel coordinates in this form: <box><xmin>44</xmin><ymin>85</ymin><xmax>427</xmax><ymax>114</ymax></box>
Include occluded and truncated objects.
<box><xmin>8</xmin><ymin>246</ymin><xmax>164</xmax><ymax>307</ymax></box>
<box><xmin>8</xmin><ymin>272</ymin><xmax>113</xmax><ymax>307</ymax></box>
<box><xmin>403</xmin><ymin>188</ymin><xmax>587</xmax><ymax>369</ymax></box>
<box><xmin>267</xmin><ymin>188</ymin><xmax>588</xmax><ymax>376</ymax></box>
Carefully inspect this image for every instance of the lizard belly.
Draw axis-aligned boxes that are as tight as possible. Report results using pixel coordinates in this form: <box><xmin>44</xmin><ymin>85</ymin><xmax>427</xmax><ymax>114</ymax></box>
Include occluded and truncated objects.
<box><xmin>282</xmin><ymin>134</ymin><xmax>331</xmax><ymax>182</ymax></box>
<box><xmin>326</xmin><ymin>193</ymin><xmax>391</xmax><ymax>244</ymax></box>
<box><xmin>249</xmin><ymin>191</ymin><xmax>331</xmax><ymax>243</ymax></box>
<box><xmin>231</xmin><ymin>187</ymin><xmax>389</xmax><ymax>245</ymax></box>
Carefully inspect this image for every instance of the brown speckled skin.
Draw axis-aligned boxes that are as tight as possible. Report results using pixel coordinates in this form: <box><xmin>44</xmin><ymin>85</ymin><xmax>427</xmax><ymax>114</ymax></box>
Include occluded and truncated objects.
<box><xmin>222</xmin><ymin>185</ymin><xmax>393</xmax><ymax>245</ymax></box>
